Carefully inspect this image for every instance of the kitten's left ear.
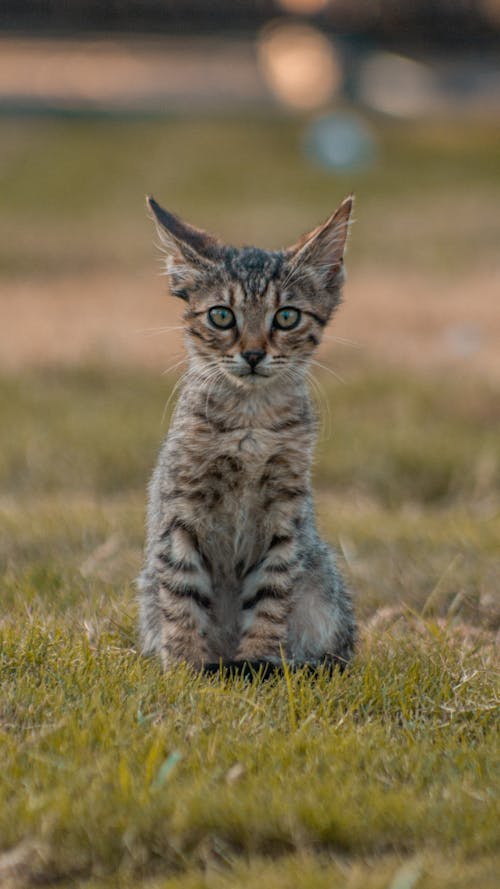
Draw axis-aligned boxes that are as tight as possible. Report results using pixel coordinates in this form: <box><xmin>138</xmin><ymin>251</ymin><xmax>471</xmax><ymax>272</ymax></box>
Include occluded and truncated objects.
<box><xmin>286</xmin><ymin>195</ymin><xmax>353</xmax><ymax>289</ymax></box>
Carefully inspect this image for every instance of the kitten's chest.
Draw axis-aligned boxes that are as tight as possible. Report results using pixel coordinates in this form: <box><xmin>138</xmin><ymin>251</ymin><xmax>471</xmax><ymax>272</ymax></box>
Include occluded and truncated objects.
<box><xmin>194</xmin><ymin>425</ymin><xmax>291</xmax><ymax>509</ymax></box>
<box><xmin>202</xmin><ymin>431</ymin><xmax>286</xmax><ymax>571</ymax></box>
<box><xmin>173</xmin><ymin>423</ymin><xmax>309</xmax><ymax>542</ymax></box>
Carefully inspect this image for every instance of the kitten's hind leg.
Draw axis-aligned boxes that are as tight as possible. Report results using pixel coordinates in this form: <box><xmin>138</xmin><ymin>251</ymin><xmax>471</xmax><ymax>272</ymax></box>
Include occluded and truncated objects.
<box><xmin>287</xmin><ymin>542</ymin><xmax>356</xmax><ymax>665</ymax></box>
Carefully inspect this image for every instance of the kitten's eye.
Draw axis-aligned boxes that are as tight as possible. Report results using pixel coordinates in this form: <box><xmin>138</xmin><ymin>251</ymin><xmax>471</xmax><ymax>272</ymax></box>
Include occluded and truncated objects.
<box><xmin>273</xmin><ymin>307</ymin><xmax>301</xmax><ymax>330</ymax></box>
<box><xmin>208</xmin><ymin>306</ymin><xmax>236</xmax><ymax>329</ymax></box>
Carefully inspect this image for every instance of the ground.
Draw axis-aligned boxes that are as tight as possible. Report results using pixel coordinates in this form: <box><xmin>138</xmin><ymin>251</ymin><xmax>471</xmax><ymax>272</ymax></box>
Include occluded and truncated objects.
<box><xmin>0</xmin><ymin>115</ymin><xmax>499</xmax><ymax>888</ymax></box>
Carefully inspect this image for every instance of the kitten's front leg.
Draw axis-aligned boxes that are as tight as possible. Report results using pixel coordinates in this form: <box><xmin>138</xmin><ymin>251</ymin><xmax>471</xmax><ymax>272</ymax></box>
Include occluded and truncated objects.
<box><xmin>153</xmin><ymin>517</ymin><xmax>213</xmax><ymax>668</ymax></box>
<box><xmin>236</xmin><ymin>533</ymin><xmax>300</xmax><ymax>661</ymax></box>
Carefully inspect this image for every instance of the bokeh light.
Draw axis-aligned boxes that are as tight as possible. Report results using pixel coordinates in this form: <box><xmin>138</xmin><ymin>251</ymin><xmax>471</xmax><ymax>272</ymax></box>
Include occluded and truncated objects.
<box><xmin>257</xmin><ymin>21</ymin><xmax>341</xmax><ymax>111</ymax></box>
<box><xmin>304</xmin><ymin>112</ymin><xmax>376</xmax><ymax>172</ymax></box>
<box><xmin>359</xmin><ymin>52</ymin><xmax>437</xmax><ymax>117</ymax></box>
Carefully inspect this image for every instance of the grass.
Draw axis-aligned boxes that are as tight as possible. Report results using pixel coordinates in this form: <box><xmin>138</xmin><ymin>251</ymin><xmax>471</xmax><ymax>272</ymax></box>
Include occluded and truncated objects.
<box><xmin>1</xmin><ymin>114</ymin><xmax>500</xmax><ymax>277</ymax></box>
<box><xmin>1</xmin><ymin>364</ymin><xmax>499</xmax><ymax>888</ymax></box>
<box><xmin>1</xmin><ymin>110</ymin><xmax>499</xmax><ymax>886</ymax></box>
<box><xmin>1</xmin><ymin>363</ymin><xmax>499</xmax><ymax>503</ymax></box>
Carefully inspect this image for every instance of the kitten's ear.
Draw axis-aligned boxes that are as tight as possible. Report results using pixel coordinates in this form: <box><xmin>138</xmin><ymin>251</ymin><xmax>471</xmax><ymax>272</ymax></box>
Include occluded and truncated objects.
<box><xmin>285</xmin><ymin>195</ymin><xmax>353</xmax><ymax>290</ymax></box>
<box><xmin>147</xmin><ymin>196</ymin><xmax>220</xmax><ymax>300</ymax></box>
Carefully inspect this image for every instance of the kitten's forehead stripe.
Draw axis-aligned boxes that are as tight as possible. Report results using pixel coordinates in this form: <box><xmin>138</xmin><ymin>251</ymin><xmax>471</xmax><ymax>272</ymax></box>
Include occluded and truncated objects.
<box><xmin>223</xmin><ymin>247</ymin><xmax>285</xmax><ymax>299</ymax></box>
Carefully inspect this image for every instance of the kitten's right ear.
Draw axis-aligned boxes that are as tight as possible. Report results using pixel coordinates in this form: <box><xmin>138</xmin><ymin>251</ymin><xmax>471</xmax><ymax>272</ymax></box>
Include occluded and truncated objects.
<box><xmin>147</xmin><ymin>196</ymin><xmax>220</xmax><ymax>301</ymax></box>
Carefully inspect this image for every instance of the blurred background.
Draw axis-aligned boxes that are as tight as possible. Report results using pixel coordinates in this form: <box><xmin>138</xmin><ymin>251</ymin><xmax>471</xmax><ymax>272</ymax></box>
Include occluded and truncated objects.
<box><xmin>1</xmin><ymin>2</ymin><xmax>499</xmax><ymax>627</ymax></box>
<box><xmin>1</xmin><ymin>0</ymin><xmax>499</xmax><ymax>373</ymax></box>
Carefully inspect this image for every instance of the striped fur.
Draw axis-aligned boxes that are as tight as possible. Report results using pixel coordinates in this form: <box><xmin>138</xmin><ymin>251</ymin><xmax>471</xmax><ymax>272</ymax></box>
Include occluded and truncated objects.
<box><xmin>138</xmin><ymin>196</ymin><xmax>356</xmax><ymax>670</ymax></box>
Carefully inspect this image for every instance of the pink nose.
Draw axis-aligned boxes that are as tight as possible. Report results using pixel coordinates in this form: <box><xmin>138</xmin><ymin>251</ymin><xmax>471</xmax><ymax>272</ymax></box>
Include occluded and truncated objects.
<box><xmin>242</xmin><ymin>350</ymin><xmax>266</xmax><ymax>369</ymax></box>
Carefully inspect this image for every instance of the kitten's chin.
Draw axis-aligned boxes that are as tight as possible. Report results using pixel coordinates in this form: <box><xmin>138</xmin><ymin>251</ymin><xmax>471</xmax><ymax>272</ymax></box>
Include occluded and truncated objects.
<box><xmin>224</xmin><ymin>370</ymin><xmax>270</xmax><ymax>389</ymax></box>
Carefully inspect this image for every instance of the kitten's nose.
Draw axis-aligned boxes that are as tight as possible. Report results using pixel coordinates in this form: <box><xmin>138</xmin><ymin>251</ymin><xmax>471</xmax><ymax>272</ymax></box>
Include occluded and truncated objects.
<box><xmin>242</xmin><ymin>349</ymin><xmax>266</xmax><ymax>369</ymax></box>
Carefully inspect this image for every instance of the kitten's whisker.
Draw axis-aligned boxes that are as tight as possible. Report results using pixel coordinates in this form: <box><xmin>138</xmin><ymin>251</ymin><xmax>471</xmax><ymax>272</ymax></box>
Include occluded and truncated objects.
<box><xmin>139</xmin><ymin>325</ymin><xmax>186</xmax><ymax>337</ymax></box>
<box><xmin>286</xmin><ymin>359</ymin><xmax>331</xmax><ymax>441</ymax></box>
<box><xmin>161</xmin><ymin>372</ymin><xmax>187</xmax><ymax>426</ymax></box>
<box><xmin>182</xmin><ymin>363</ymin><xmax>225</xmax><ymax>420</ymax></box>
<box><xmin>160</xmin><ymin>358</ymin><xmax>218</xmax><ymax>426</ymax></box>
<box><xmin>321</xmin><ymin>333</ymin><xmax>360</xmax><ymax>348</ymax></box>
<box><xmin>187</xmin><ymin>362</ymin><xmax>223</xmax><ymax>395</ymax></box>
<box><xmin>161</xmin><ymin>357</ymin><xmax>188</xmax><ymax>377</ymax></box>
<box><xmin>309</xmin><ymin>359</ymin><xmax>345</xmax><ymax>386</ymax></box>
<box><xmin>306</xmin><ymin>370</ymin><xmax>332</xmax><ymax>442</ymax></box>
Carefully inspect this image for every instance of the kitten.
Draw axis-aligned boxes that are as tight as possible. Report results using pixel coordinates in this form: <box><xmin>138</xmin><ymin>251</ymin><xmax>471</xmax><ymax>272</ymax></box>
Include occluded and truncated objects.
<box><xmin>138</xmin><ymin>196</ymin><xmax>356</xmax><ymax>672</ymax></box>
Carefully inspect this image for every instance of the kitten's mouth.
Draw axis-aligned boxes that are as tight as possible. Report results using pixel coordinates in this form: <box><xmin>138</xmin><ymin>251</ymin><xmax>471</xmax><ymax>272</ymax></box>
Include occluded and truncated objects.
<box><xmin>240</xmin><ymin>368</ymin><xmax>271</xmax><ymax>379</ymax></box>
<box><xmin>220</xmin><ymin>362</ymin><xmax>273</xmax><ymax>383</ymax></box>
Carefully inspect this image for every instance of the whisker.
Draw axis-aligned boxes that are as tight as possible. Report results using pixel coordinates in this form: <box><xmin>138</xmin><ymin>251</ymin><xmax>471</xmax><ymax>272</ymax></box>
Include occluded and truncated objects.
<box><xmin>309</xmin><ymin>359</ymin><xmax>345</xmax><ymax>386</ymax></box>
<box><xmin>159</xmin><ymin>358</ymin><xmax>220</xmax><ymax>426</ymax></box>
<box><xmin>306</xmin><ymin>371</ymin><xmax>331</xmax><ymax>442</ymax></box>
<box><xmin>138</xmin><ymin>325</ymin><xmax>186</xmax><ymax>337</ymax></box>
<box><xmin>321</xmin><ymin>333</ymin><xmax>360</xmax><ymax>348</ymax></box>
<box><xmin>161</xmin><ymin>357</ymin><xmax>188</xmax><ymax>377</ymax></box>
<box><xmin>204</xmin><ymin>367</ymin><xmax>226</xmax><ymax>419</ymax></box>
<box><xmin>161</xmin><ymin>372</ymin><xmax>187</xmax><ymax>426</ymax></box>
<box><xmin>161</xmin><ymin>359</ymin><xmax>216</xmax><ymax>406</ymax></box>
<box><xmin>283</xmin><ymin>358</ymin><xmax>332</xmax><ymax>441</ymax></box>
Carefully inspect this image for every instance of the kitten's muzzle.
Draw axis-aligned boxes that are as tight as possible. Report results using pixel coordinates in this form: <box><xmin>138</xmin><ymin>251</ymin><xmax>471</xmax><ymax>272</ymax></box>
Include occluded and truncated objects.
<box><xmin>241</xmin><ymin>349</ymin><xmax>266</xmax><ymax>371</ymax></box>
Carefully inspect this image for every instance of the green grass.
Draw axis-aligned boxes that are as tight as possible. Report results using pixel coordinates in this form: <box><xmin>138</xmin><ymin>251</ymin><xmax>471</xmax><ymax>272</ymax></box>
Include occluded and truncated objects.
<box><xmin>1</xmin><ymin>114</ymin><xmax>499</xmax><ymax>277</ymax></box>
<box><xmin>1</xmin><ymin>364</ymin><xmax>499</xmax><ymax>888</ymax></box>
<box><xmin>1</xmin><ymin>103</ymin><xmax>499</xmax><ymax>888</ymax></box>
<box><xmin>2</xmin><ymin>363</ymin><xmax>499</xmax><ymax>503</ymax></box>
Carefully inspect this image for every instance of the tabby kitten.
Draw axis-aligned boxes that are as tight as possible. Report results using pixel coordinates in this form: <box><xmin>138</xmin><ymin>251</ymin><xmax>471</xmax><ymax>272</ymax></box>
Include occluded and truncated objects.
<box><xmin>138</xmin><ymin>195</ymin><xmax>356</xmax><ymax>671</ymax></box>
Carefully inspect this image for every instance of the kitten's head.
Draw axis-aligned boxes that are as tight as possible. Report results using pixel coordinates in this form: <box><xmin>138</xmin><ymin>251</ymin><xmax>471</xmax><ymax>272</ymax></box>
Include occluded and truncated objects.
<box><xmin>148</xmin><ymin>195</ymin><xmax>352</xmax><ymax>386</ymax></box>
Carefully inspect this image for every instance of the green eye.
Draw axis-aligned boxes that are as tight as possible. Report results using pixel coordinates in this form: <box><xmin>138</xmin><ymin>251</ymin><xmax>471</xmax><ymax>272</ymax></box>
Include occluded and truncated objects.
<box><xmin>273</xmin><ymin>307</ymin><xmax>301</xmax><ymax>330</ymax></box>
<box><xmin>208</xmin><ymin>306</ymin><xmax>236</xmax><ymax>329</ymax></box>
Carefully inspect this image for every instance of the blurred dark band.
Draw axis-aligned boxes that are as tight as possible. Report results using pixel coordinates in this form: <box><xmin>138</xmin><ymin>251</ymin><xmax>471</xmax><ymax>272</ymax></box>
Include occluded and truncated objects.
<box><xmin>1</xmin><ymin>1</ymin><xmax>500</xmax><ymax>51</ymax></box>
